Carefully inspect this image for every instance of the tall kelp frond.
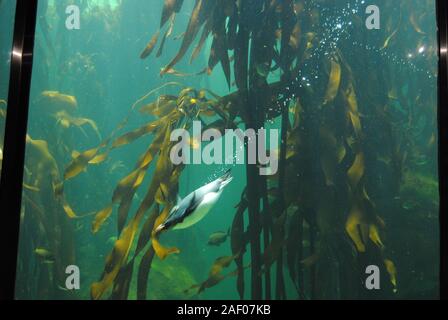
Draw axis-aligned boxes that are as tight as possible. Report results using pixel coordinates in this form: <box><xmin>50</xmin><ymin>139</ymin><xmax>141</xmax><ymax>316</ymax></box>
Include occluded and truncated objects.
<box><xmin>134</xmin><ymin>0</ymin><xmax>423</xmax><ymax>299</ymax></box>
<box><xmin>60</xmin><ymin>85</ymin><xmax>253</xmax><ymax>299</ymax></box>
<box><xmin>55</xmin><ymin>0</ymin><xmax>436</xmax><ymax>300</ymax></box>
<box><xmin>18</xmin><ymin>135</ymin><xmax>76</xmax><ymax>298</ymax></box>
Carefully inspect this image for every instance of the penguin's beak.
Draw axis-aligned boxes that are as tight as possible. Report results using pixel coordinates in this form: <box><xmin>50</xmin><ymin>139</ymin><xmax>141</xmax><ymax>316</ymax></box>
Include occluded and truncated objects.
<box><xmin>220</xmin><ymin>176</ymin><xmax>233</xmax><ymax>188</ymax></box>
<box><xmin>154</xmin><ymin>223</ymin><xmax>166</xmax><ymax>235</ymax></box>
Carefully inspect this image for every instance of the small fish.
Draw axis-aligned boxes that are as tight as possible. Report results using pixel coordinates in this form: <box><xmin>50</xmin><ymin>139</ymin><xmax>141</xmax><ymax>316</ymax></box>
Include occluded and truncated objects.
<box><xmin>107</xmin><ymin>236</ymin><xmax>117</xmax><ymax>246</ymax></box>
<box><xmin>402</xmin><ymin>200</ymin><xmax>418</xmax><ymax>210</ymax></box>
<box><xmin>34</xmin><ymin>248</ymin><xmax>55</xmax><ymax>263</ymax></box>
<box><xmin>75</xmin><ymin>221</ymin><xmax>83</xmax><ymax>232</ymax></box>
<box><xmin>108</xmin><ymin>160</ymin><xmax>126</xmax><ymax>174</ymax></box>
<box><xmin>413</xmin><ymin>155</ymin><xmax>428</xmax><ymax>166</ymax></box>
<box><xmin>207</xmin><ymin>229</ymin><xmax>230</xmax><ymax>246</ymax></box>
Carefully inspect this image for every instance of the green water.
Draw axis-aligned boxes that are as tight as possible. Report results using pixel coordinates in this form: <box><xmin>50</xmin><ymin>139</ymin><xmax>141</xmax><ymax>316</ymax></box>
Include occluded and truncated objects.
<box><xmin>0</xmin><ymin>0</ymin><xmax>16</xmax><ymax>174</ymax></box>
<box><xmin>3</xmin><ymin>0</ymin><xmax>439</xmax><ymax>300</ymax></box>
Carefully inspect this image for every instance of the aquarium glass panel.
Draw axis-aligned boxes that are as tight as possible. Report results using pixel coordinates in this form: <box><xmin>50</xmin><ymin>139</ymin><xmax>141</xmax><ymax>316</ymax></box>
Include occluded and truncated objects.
<box><xmin>0</xmin><ymin>0</ymin><xmax>16</xmax><ymax>176</ymax></box>
<box><xmin>15</xmin><ymin>0</ymin><xmax>439</xmax><ymax>300</ymax></box>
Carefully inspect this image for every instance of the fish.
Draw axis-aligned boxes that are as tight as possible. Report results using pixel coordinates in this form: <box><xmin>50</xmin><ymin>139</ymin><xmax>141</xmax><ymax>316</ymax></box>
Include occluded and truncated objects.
<box><xmin>155</xmin><ymin>169</ymin><xmax>232</xmax><ymax>233</ymax></box>
<box><xmin>107</xmin><ymin>236</ymin><xmax>118</xmax><ymax>246</ymax></box>
<box><xmin>381</xmin><ymin>25</ymin><xmax>399</xmax><ymax>50</ymax></box>
<box><xmin>413</xmin><ymin>155</ymin><xmax>428</xmax><ymax>166</ymax></box>
<box><xmin>34</xmin><ymin>248</ymin><xmax>55</xmax><ymax>263</ymax></box>
<box><xmin>57</xmin><ymin>285</ymin><xmax>69</xmax><ymax>291</ymax></box>
<box><xmin>108</xmin><ymin>160</ymin><xmax>126</xmax><ymax>174</ymax></box>
<box><xmin>22</xmin><ymin>183</ymin><xmax>40</xmax><ymax>192</ymax></box>
<box><xmin>402</xmin><ymin>200</ymin><xmax>418</xmax><ymax>210</ymax></box>
<box><xmin>207</xmin><ymin>228</ymin><xmax>230</xmax><ymax>246</ymax></box>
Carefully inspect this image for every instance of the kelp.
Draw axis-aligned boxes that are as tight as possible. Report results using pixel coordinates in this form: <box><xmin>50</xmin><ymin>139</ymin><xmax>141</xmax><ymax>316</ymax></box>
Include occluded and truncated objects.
<box><xmin>59</xmin><ymin>83</ymin><xmax>244</xmax><ymax>299</ymax></box>
<box><xmin>64</xmin><ymin>144</ymin><xmax>107</xmax><ymax>180</ymax></box>
<box><xmin>160</xmin><ymin>0</ymin><xmax>183</xmax><ymax>29</ymax></box>
<box><xmin>139</xmin><ymin>0</ymin><xmax>399</xmax><ymax>298</ymax></box>
<box><xmin>38</xmin><ymin>90</ymin><xmax>77</xmax><ymax>113</ymax></box>
<box><xmin>230</xmin><ymin>190</ymin><xmax>248</xmax><ymax>299</ymax></box>
<box><xmin>18</xmin><ymin>132</ymin><xmax>77</xmax><ymax>298</ymax></box>
<box><xmin>140</xmin><ymin>31</ymin><xmax>160</xmax><ymax>59</ymax></box>
<box><xmin>0</xmin><ymin>99</ymin><xmax>6</xmax><ymax>120</ymax></box>
<box><xmin>140</xmin><ymin>0</ymin><xmax>182</xmax><ymax>60</ymax></box>
<box><xmin>55</xmin><ymin>0</ymin><xmax>437</xmax><ymax>300</ymax></box>
<box><xmin>323</xmin><ymin>59</ymin><xmax>341</xmax><ymax>105</ymax></box>
<box><xmin>53</xmin><ymin>110</ymin><xmax>101</xmax><ymax>140</ymax></box>
<box><xmin>262</xmin><ymin>213</ymin><xmax>286</xmax><ymax>270</ymax></box>
<box><xmin>384</xmin><ymin>259</ymin><xmax>398</xmax><ymax>292</ymax></box>
<box><xmin>160</xmin><ymin>0</ymin><xmax>206</xmax><ymax>73</ymax></box>
<box><xmin>24</xmin><ymin>136</ymin><xmax>93</xmax><ymax>221</ymax></box>
<box><xmin>185</xmin><ymin>255</ymin><xmax>240</xmax><ymax>294</ymax></box>
<box><xmin>90</xmin><ymin>121</ymin><xmax>181</xmax><ymax>299</ymax></box>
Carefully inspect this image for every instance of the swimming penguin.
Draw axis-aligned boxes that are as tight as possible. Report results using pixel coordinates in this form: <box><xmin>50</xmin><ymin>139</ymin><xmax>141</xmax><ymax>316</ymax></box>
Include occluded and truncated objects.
<box><xmin>155</xmin><ymin>169</ymin><xmax>233</xmax><ymax>234</ymax></box>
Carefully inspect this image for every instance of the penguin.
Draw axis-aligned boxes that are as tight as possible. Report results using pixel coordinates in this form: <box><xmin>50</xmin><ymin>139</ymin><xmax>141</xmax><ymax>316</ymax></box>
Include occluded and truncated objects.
<box><xmin>155</xmin><ymin>169</ymin><xmax>233</xmax><ymax>234</ymax></box>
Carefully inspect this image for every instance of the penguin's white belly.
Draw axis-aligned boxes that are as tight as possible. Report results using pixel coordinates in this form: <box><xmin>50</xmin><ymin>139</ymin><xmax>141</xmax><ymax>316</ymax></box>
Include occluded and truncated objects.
<box><xmin>173</xmin><ymin>192</ymin><xmax>221</xmax><ymax>230</ymax></box>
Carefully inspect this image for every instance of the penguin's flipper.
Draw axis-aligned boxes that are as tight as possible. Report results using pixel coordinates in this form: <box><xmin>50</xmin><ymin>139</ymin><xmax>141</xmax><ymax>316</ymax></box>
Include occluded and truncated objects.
<box><xmin>164</xmin><ymin>192</ymin><xmax>199</xmax><ymax>228</ymax></box>
<box><xmin>183</xmin><ymin>192</ymin><xmax>201</xmax><ymax>218</ymax></box>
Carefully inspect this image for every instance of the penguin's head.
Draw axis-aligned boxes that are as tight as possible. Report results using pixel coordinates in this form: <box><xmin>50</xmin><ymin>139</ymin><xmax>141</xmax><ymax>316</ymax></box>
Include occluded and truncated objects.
<box><xmin>217</xmin><ymin>169</ymin><xmax>233</xmax><ymax>190</ymax></box>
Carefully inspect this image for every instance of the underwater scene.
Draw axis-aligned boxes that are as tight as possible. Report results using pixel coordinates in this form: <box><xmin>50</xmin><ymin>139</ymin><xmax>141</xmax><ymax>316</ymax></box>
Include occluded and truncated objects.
<box><xmin>0</xmin><ymin>0</ymin><xmax>15</xmax><ymax>172</ymax></box>
<box><xmin>0</xmin><ymin>0</ymin><xmax>439</xmax><ymax>300</ymax></box>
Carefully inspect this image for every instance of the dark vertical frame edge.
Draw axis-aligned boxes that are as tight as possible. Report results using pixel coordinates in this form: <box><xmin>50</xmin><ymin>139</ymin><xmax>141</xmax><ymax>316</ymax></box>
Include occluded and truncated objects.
<box><xmin>437</xmin><ymin>0</ymin><xmax>448</xmax><ymax>301</ymax></box>
<box><xmin>0</xmin><ymin>0</ymin><xmax>38</xmax><ymax>300</ymax></box>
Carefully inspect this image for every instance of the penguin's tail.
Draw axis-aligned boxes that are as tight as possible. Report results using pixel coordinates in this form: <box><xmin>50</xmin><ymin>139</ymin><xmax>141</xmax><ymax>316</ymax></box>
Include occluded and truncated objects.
<box><xmin>219</xmin><ymin>169</ymin><xmax>233</xmax><ymax>189</ymax></box>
